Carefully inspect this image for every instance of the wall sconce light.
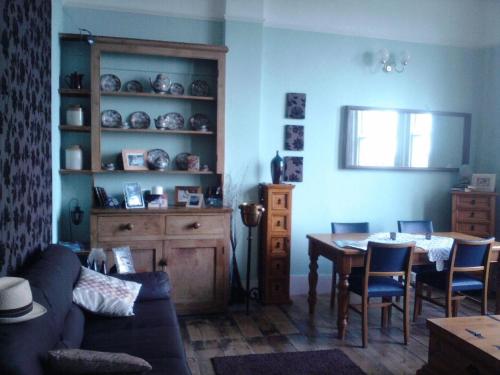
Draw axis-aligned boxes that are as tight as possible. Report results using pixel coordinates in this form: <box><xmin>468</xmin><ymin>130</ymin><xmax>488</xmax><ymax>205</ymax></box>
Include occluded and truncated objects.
<box><xmin>79</xmin><ymin>28</ymin><xmax>95</xmax><ymax>45</ymax></box>
<box><xmin>379</xmin><ymin>48</ymin><xmax>410</xmax><ymax>73</ymax></box>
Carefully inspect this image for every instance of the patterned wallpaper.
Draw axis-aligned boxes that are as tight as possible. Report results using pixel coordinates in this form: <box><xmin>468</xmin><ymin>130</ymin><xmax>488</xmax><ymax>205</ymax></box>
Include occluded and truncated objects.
<box><xmin>0</xmin><ymin>0</ymin><xmax>52</xmax><ymax>275</ymax></box>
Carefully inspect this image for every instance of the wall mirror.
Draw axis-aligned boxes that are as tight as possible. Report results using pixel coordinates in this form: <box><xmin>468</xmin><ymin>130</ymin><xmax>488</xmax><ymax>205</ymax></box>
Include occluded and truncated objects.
<box><xmin>343</xmin><ymin>106</ymin><xmax>471</xmax><ymax>171</ymax></box>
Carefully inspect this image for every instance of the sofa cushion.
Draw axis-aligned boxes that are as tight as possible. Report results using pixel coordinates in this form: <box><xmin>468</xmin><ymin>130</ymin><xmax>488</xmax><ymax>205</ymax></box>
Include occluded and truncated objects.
<box><xmin>111</xmin><ymin>272</ymin><xmax>171</xmax><ymax>301</ymax></box>
<box><xmin>55</xmin><ymin>304</ymin><xmax>85</xmax><ymax>349</ymax></box>
<box><xmin>0</xmin><ymin>286</ymin><xmax>56</xmax><ymax>375</ymax></box>
<box><xmin>21</xmin><ymin>245</ymin><xmax>81</xmax><ymax>334</ymax></box>
<box><xmin>73</xmin><ymin>267</ymin><xmax>141</xmax><ymax>317</ymax></box>
<box><xmin>47</xmin><ymin>349</ymin><xmax>152</xmax><ymax>374</ymax></box>
<box><xmin>82</xmin><ymin>299</ymin><xmax>190</xmax><ymax>375</ymax></box>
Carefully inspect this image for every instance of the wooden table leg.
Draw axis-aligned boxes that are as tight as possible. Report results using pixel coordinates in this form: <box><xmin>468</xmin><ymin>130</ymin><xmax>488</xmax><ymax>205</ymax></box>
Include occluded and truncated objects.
<box><xmin>308</xmin><ymin>242</ymin><xmax>319</xmax><ymax>315</ymax></box>
<box><xmin>496</xmin><ymin>263</ymin><xmax>500</xmax><ymax>314</ymax></box>
<box><xmin>337</xmin><ymin>260</ymin><xmax>351</xmax><ymax>339</ymax></box>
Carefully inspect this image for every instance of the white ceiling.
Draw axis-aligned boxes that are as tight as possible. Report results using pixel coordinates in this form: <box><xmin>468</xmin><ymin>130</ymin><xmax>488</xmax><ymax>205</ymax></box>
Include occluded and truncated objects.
<box><xmin>61</xmin><ymin>0</ymin><xmax>500</xmax><ymax>47</ymax></box>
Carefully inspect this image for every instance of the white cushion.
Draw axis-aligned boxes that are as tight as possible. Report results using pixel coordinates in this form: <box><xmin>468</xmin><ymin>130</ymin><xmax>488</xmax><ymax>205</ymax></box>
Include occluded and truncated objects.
<box><xmin>73</xmin><ymin>267</ymin><xmax>141</xmax><ymax>317</ymax></box>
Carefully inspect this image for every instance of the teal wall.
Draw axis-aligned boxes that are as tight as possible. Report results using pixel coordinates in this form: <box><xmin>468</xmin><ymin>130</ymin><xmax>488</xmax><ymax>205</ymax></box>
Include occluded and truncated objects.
<box><xmin>260</xmin><ymin>27</ymin><xmax>484</xmax><ymax>275</ymax></box>
<box><xmin>58</xmin><ymin>5</ymin><xmax>493</xmax><ymax>282</ymax></box>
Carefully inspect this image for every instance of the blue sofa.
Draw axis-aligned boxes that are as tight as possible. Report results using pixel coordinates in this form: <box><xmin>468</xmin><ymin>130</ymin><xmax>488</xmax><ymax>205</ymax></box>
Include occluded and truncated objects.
<box><xmin>0</xmin><ymin>245</ymin><xmax>191</xmax><ymax>375</ymax></box>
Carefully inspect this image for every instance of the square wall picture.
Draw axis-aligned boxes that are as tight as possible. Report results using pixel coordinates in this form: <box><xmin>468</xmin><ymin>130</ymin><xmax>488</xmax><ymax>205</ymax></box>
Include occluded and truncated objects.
<box><xmin>285</xmin><ymin>125</ymin><xmax>304</xmax><ymax>151</ymax></box>
<box><xmin>284</xmin><ymin>156</ymin><xmax>303</xmax><ymax>182</ymax></box>
<box><xmin>286</xmin><ymin>93</ymin><xmax>306</xmax><ymax>119</ymax></box>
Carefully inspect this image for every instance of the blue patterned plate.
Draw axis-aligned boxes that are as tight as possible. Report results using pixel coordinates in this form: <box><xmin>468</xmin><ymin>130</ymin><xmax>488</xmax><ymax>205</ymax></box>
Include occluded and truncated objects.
<box><xmin>128</xmin><ymin>111</ymin><xmax>151</xmax><ymax>129</ymax></box>
<box><xmin>124</xmin><ymin>80</ymin><xmax>143</xmax><ymax>93</ymax></box>
<box><xmin>100</xmin><ymin>74</ymin><xmax>121</xmax><ymax>92</ymax></box>
<box><xmin>155</xmin><ymin>112</ymin><xmax>185</xmax><ymax>130</ymax></box>
<box><xmin>169</xmin><ymin>82</ymin><xmax>184</xmax><ymax>96</ymax></box>
<box><xmin>190</xmin><ymin>80</ymin><xmax>209</xmax><ymax>96</ymax></box>
<box><xmin>101</xmin><ymin>109</ymin><xmax>123</xmax><ymax>128</ymax></box>
<box><xmin>189</xmin><ymin>113</ymin><xmax>210</xmax><ymax>131</ymax></box>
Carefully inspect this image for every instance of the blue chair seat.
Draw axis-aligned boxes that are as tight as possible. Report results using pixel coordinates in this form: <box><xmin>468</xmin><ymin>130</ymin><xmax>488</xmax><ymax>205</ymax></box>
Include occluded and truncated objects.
<box><xmin>417</xmin><ymin>271</ymin><xmax>483</xmax><ymax>292</ymax></box>
<box><xmin>349</xmin><ymin>275</ymin><xmax>405</xmax><ymax>298</ymax></box>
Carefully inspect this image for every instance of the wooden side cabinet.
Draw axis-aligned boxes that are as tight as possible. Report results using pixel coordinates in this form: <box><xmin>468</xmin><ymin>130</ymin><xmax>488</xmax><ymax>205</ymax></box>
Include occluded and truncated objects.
<box><xmin>259</xmin><ymin>184</ymin><xmax>294</xmax><ymax>304</ymax></box>
<box><xmin>91</xmin><ymin>208</ymin><xmax>231</xmax><ymax>314</ymax></box>
<box><xmin>451</xmin><ymin>191</ymin><xmax>496</xmax><ymax>238</ymax></box>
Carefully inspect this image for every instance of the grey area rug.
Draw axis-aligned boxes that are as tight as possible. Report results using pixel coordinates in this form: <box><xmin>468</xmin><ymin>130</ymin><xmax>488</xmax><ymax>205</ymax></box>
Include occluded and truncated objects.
<box><xmin>212</xmin><ymin>349</ymin><xmax>366</xmax><ymax>375</ymax></box>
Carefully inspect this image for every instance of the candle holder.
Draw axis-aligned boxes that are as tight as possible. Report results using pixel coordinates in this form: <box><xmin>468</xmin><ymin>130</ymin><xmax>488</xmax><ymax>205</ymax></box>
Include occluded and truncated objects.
<box><xmin>239</xmin><ymin>203</ymin><xmax>265</xmax><ymax>314</ymax></box>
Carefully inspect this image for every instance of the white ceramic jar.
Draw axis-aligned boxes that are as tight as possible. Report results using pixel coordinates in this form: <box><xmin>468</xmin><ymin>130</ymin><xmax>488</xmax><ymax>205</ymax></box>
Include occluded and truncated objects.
<box><xmin>66</xmin><ymin>105</ymin><xmax>84</xmax><ymax>126</ymax></box>
<box><xmin>65</xmin><ymin>145</ymin><xmax>83</xmax><ymax>170</ymax></box>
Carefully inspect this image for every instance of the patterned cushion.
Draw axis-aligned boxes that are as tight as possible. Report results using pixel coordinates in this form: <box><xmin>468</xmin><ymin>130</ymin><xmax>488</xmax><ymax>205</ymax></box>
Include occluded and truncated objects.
<box><xmin>73</xmin><ymin>267</ymin><xmax>141</xmax><ymax>317</ymax></box>
<box><xmin>47</xmin><ymin>349</ymin><xmax>152</xmax><ymax>374</ymax></box>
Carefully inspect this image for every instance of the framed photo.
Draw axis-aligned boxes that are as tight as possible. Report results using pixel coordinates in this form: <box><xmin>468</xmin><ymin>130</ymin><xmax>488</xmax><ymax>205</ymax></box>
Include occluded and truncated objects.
<box><xmin>471</xmin><ymin>174</ymin><xmax>496</xmax><ymax>192</ymax></box>
<box><xmin>122</xmin><ymin>149</ymin><xmax>148</xmax><ymax>171</ymax></box>
<box><xmin>123</xmin><ymin>182</ymin><xmax>145</xmax><ymax>209</ymax></box>
<box><xmin>284</xmin><ymin>125</ymin><xmax>304</xmax><ymax>151</ymax></box>
<box><xmin>285</xmin><ymin>93</ymin><xmax>306</xmax><ymax>119</ymax></box>
<box><xmin>112</xmin><ymin>246</ymin><xmax>136</xmax><ymax>274</ymax></box>
<box><xmin>175</xmin><ymin>186</ymin><xmax>201</xmax><ymax>206</ymax></box>
<box><xmin>186</xmin><ymin>193</ymin><xmax>204</xmax><ymax>208</ymax></box>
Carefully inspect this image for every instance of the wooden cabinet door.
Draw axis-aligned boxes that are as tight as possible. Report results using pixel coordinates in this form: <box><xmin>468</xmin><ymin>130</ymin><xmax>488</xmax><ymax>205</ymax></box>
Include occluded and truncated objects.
<box><xmin>96</xmin><ymin>241</ymin><xmax>163</xmax><ymax>273</ymax></box>
<box><xmin>164</xmin><ymin>239</ymin><xmax>228</xmax><ymax>314</ymax></box>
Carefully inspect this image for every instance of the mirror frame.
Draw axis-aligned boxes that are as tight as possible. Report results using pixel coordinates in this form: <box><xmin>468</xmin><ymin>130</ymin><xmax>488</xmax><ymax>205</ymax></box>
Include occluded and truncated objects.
<box><xmin>342</xmin><ymin>105</ymin><xmax>471</xmax><ymax>171</ymax></box>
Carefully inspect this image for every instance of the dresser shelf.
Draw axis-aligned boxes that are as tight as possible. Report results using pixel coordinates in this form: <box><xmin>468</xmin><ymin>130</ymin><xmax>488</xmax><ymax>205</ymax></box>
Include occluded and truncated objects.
<box><xmin>101</xmin><ymin>128</ymin><xmax>214</xmax><ymax>136</ymax></box>
<box><xmin>59</xmin><ymin>125</ymin><xmax>91</xmax><ymax>132</ymax></box>
<box><xmin>60</xmin><ymin>169</ymin><xmax>93</xmax><ymax>175</ymax></box>
<box><xmin>59</xmin><ymin>88</ymin><xmax>90</xmax><ymax>97</ymax></box>
<box><xmin>100</xmin><ymin>91</ymin><xmax>215</xmax><ymax>101</ymax></box>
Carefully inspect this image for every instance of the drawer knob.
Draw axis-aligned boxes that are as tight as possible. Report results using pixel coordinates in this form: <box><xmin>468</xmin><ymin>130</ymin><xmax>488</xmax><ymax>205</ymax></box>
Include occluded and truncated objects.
<box><xmin>122</xmin><ymin>223</ymin><xmax>134</xmax><ymax>231</ymax></box>
<box><xmin>471</xmin><ymin>199</ymin><xmax>476</xmax><ymax>205</ymax></box>
<box><xmin>277</xmin><ymin>220</ymin><xmax>281</xmax><ymax>227</ymax></box>
<box><xmin>277</xmin><ymin>198</ymin><xmax>282</xmax><ymax>204</ymax></box>
<box><xmin>192</xmin><ymin>222</ymin><xmax>201</xmax><ymax>229</ymax></box>
<box><xmin>158</xmin><ymin>258</ymin><xmax>168</xmax><ymax>267</ymax></box>
<box><xmin>470</xmin><ymin>212</ymin><xmax>475</xmax><ymax>218</ymax></box>
<box><xmin>275</xmin><ymin>242</ymin><xmax>281</xmax><ymax>249</ymax></box>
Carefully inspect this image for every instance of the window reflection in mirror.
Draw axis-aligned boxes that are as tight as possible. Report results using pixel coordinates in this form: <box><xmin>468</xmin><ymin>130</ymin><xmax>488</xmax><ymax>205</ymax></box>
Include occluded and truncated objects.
<box><xmin>344</xmin><ymin>106</ymin><xmax>470</xmax><ymax>171</ymax></box>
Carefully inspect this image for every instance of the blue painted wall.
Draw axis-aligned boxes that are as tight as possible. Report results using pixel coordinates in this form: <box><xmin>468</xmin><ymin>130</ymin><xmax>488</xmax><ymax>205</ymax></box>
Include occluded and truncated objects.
<box><xmin>58</xmin><ymin>6</ymin><xmax>490</xmax><ymax>283</ymax></box>
<box><xmin>260</xmin><ymin>27</ymin><xmax>483</xmax><ymax>276</ymax></box>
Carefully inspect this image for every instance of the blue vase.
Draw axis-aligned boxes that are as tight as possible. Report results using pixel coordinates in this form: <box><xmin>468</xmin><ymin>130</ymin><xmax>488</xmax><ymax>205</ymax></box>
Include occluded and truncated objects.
<box><xmin>270</xmin><ymin>151</ymin><xmax>284</xmax><ymax>184</ymax></box>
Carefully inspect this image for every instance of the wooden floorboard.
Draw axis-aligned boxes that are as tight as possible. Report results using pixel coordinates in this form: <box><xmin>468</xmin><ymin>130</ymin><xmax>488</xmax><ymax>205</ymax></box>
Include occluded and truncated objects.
<box><xmin>180</xmin><ymin>292</ymin><xmax>496</xmax><ymax>375</ymax></box>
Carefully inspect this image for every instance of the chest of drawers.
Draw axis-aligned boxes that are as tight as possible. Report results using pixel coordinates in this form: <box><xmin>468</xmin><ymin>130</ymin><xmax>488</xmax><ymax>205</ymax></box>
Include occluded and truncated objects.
<box><xmin>91</xmin><ymin>208</ymin><xmax>231</xmax><ymax>314</ymax></box>
<box><xmin>451</xmin><ymin>192</ymin><xmax>496</xmax><ymax>238</ymax></box>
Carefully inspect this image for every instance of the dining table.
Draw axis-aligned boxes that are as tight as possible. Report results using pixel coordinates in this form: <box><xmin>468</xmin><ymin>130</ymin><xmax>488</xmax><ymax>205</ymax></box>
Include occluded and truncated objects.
<box><xmin>306</xmin><ymin>232</ymin><xmax>500</xmax><ymax>340</ymax></box>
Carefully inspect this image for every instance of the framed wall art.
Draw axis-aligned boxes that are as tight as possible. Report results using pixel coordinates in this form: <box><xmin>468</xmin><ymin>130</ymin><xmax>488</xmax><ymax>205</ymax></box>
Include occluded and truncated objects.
<box><xmin>285</xmin><ymin>93</ymin><xmax>306</xmax><ymax>119</ymax></box>
<box><xmin>284</xmin><ymin>156</ymin><xmax>303</xmax><ymax>182</ymax></box>
<box><xmin>284</xmin><ymin>125</ymin><xmax>304</xmax><ymax>151</ymax></box>
<box><xmin>122</xmin><ymin>149</ymin><xmax>148</xmax><ymax>171</ymax></box>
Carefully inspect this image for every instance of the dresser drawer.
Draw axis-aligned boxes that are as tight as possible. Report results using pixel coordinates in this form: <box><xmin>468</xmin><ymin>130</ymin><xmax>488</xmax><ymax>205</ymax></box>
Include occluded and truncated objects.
<box><xmin>270</xmin><ymin>237</ymin><xmax>289</xmax><ymax>257</ymax></box>
<box><xmin>269</xmin><ymin>258</ymin><xmax>288</xmax><ymax>278</ymax></box>
<box><xmin>97</xmin><ymin>215</ymin><xmax>164</xmax><ymax>239</ymax></box>
<box><xmin>270</xmin><ymin>192</ymin><xmax>290</xmax><ymax>211</ymax></box>
<box><xmin>456</xmin><ymin>223</ymin><xmax>490</xmax><ymax>237</ymax></box>
<box><xmin>456</xmin><ymin>210</ymin><xmax>490</xmax><ymax>222</ymax></box>
<box><xmin>456</xmin><ymin>195</ymin><xmax>492</xmax><ymax>209</ymax></box>
<box><xmin>270</xmin><ymin>214</ymin><xmax>289</xmax><ymax>233</ymax></box>
<box><xmin>166</xmin><ymin>215</ymin><xmax>225</xmax><ymax>236</ymax></box>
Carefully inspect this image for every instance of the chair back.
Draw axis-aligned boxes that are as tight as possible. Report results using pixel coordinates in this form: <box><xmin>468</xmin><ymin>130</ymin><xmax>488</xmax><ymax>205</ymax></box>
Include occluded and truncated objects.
<box><xmin>331</xmin><ymin>222</ymin><xmax>369</xmax><ymax>234</ymax></box>
<box><xmin>397</xmin><ymin>220</ymin><xmax>433</xmax><ymax>233</ymax></box>
<box><xmin>449</xmin><ymin>238</ymin><xmax>494</xmax><ymax>271</ymax></box>
<box><xmin>365</xmin><ymin>241</ymin><xmax>415</xmax><ymax>277</ymax></box>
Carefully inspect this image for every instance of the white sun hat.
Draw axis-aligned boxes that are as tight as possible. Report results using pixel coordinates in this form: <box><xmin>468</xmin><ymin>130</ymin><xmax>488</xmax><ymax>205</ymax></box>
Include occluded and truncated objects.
<box><xmin>0</xmin><ymin>277</ymin><xmax>47</xmax><ymax>324</ymax></box>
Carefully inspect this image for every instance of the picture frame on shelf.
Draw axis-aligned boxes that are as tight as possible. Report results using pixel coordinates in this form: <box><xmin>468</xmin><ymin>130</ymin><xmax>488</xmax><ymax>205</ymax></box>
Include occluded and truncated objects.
<box><xmin>175</xmin><ymin>186</ymin><xmax>202</xmax><ymax>206</ymax></box>
<box><xmin>122</xmin><ymin>149</ymin><xmax>148</xmax><ymax>171</ymax></box>
<box><xmin>471</xmin><ymin>174</ymin><xmax>496</xmax><ymax>192</ymax></box>
<box><xmin>112</xmin><ymin>246</ymin><xmax>136</xmax><ymax>274</ymax></box>
<box><xmin>123</xmin><ymin>182</ymin><xmax>145</xmax><ymax>209</ymax></box>
<box><xmin>186</xmin><ymin>193</ymin><xmax>204</xmax><ymax>208</ymax></box>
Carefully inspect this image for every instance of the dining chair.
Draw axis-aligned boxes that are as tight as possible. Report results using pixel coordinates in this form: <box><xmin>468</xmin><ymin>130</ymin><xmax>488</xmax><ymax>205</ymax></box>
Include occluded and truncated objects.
<box><xmin>330</xmin><ymin>222</ymin><xmax>370</xmax><ymax>309</ymax></box>
<box><xmin>398</xmin><ymin>220</ymin><xmax>434</xmax><ymax>234</ymax></box>
<box><xmin>413</xmin><ymin>238</ymin><xmax>494</xmax><ymax>320</ymax></box>
<box><xmin>348</xmin><ymin>241</ymin><xmax>415</xmax><ymax>348</ymax></box>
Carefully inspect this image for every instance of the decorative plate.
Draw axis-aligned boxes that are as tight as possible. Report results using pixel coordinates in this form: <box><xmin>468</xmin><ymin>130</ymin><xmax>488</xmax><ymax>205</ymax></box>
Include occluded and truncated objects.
<box><xmin>100</xmin><ymin>74</ymin><xmax>121</xmax><ymax>92</ymax></box>
<box><xmin>155</xmin><ymin>112</ymin><xmax>185</xmax><ymax>130</ymax></box>
<box><xmin>124</xmin><ymin>80</ymin><xmax>143</xmax><ymax>93</ymax></box>
<box><xmin>128</xmin><ymin>111</ymin><xmax>151</xmax><ymax>129</ymax></box>
<box><xmin>147</xmin><ymin>149</ymin><xmax>170</xmax><ymax>171</ymax></box>
<box><xmin>169</xmin><ymin>82</ymin><xmax>184</xmax><ymax>96</ymax></box>
<box><xmin>190</xmin><ymin>80</ymin><xmax>209</xmax><ymax>96</ymax></box>
<box><xmin>101</xmin><ymin>110</ymin><xmax>123</xmax><ymax>128</ymax></box>
<box><xmin>174</xmin><ymin>152</ymin><xmax>191</xmax><ymax>170</ymax></box>
<box><xmin>189</xmin><ymin>113</ymin><xmax>210</xmax><ymax>131</ymax></box>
